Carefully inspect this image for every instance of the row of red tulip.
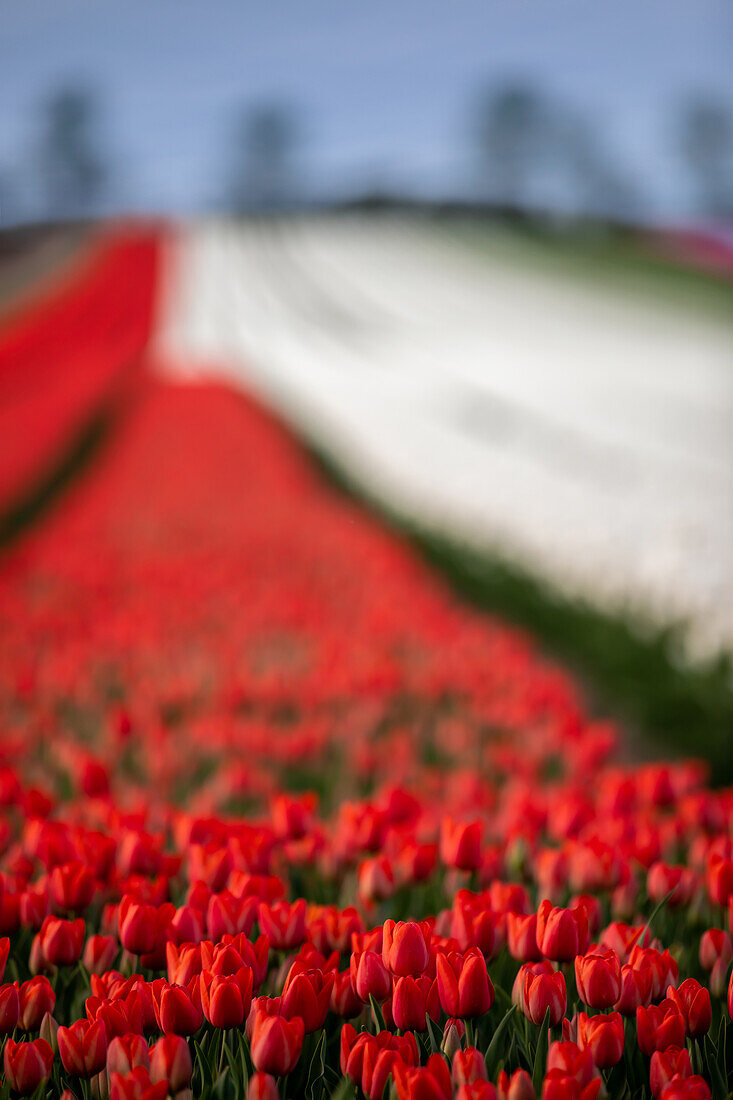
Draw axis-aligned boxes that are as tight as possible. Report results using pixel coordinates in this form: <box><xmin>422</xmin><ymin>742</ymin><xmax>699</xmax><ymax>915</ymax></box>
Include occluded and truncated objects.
<box><xmin>0</xmin><ymin>333</ymin><xmax>732</xmax><ymax>1098</ymax></box>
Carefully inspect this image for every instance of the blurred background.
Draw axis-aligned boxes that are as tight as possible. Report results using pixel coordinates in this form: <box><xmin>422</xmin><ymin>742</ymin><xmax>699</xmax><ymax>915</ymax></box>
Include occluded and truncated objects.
<box><xmin>1</xmin><ymin>0</ymin><xmax>732</xmax><ymax>762</ymax></box>
<box><xmin>1</xmin><ymin>0</ymin><xmax>732</xmax><ymax>229</ymax></box>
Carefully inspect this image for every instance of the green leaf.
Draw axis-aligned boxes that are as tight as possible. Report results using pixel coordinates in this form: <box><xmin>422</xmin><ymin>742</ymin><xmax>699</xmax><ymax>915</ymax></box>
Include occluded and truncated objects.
<box><xmin>328</xmin><ymin>1078</ymin><xmax>357</xmax><ymax>1100</ymax></box>
<box><xmin>195</xmin><ymin>1038</ymin><xmax>213</xmax><ymax>1092</ymax></box>
<box><xmin>484</xmin><ymin>1004</ymin><xmax>517</xmax><ymax>1076</ymax></box>
<box><xmin>705</xmin><ymin>1032</ymin><xmax>727</xmax><ymax>1100</ymax></box>
<box><xmin>307</xmin><ymin>1028</ymin><xmax>327</xmax><ymax>1100</ymax></box>
<box><xmin>532</xmin><ymin>1007</ymin><xmax>551</xmax><ymax>1097</ymax></box>
<box><xmin>369</xmin><ymin>994</ymin><xmax>386</xmax><ymax>1033</ymax></box>
<box><xmin>425</xmin><ymin>1013</ymin><xmax>442</xmax><ymax>1055</ymax></box>
<box><xmin>640</xmin><ymin>888</ymin><xmax>675</xmax><ymax>943</ymax></box>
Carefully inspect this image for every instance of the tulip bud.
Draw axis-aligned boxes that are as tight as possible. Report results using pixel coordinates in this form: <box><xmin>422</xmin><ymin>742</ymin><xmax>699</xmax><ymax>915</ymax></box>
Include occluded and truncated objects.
<box><xmin>39</xmin><ymin>1011</ymin><xmax>59</xmax><ymax>1053</ymax></box>
<box><xmin>441</xmin><ymin>1017</ymin><xmax>465</xmax><ymax>1059</ymax></box>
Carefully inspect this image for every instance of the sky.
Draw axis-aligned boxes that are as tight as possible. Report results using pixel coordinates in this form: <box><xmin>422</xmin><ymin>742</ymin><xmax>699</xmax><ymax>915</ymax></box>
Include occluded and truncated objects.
<box><xmin>1</xmin><ymin>0</ymin><xmax>732</xmax><ymax>224</ymax></box>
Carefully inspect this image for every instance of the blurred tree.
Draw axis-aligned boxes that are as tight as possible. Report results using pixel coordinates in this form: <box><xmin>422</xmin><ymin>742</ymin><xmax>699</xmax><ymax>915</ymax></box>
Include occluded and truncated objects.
<box><xmin>475</xmin><ymin>83</ymin><xmax>547</xmax><ymax>210</ymax></box>
<box><xmin>228</xmin><ymin>102</ymin><xmax>299</xmax><ymax>213</ymax></box>
<box><xmin>562</xmin><ymin>115</ymin><xmax>640</xmax><ymax>223</ymax></box>
<box><xmin>41</xmin><ymin>86</ymin><xmax>106</xmax><ymax>220</ymax></box>
<box><xmin>680</xmin><ymin>97</ymin><xmax>733</xmax><ymax>219</ymax></box>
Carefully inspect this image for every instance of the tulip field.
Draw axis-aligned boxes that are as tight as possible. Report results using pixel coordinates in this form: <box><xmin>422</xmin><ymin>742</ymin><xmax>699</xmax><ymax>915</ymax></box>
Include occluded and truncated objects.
<box><xmin>0</xmin><ymin>228</ymin><xmax>732</xmax><ymax>1100</ymax></box>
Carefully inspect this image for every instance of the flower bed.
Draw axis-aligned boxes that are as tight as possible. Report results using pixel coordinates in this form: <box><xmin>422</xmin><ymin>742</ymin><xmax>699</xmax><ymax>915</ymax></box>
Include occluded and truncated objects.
<box><xmin>0</xmin><ymin>285</ymin><xmax>731</xmax><ymax>1094</ymax></box>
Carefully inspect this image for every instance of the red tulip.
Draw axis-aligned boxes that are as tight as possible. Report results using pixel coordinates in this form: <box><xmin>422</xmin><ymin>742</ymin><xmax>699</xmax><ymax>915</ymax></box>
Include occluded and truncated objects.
<box><xmin>38</xmin><ymin>915</ymin><xmax>85</xmax><ymax>967</ymax></box>
<box><xmin>83</xmin><ymin>934</ymin><xmax>118</xmax><ymax>974</ymax></box>
<box><xmin>107</xmin><ymin>1033</ymin><xmax>150</xmax><ymax>1076</ymax></box>
<box><xmin>650</xmin><ymin>1048</ymin><xmax>692</xmax><ymax>1099</ymax></box>
<box><xmin>667</xmin><ymin>979</ymin><xmax>711</xmax><ymax>1038</ymax></box>
<box><xmin>110</xmin><ymin>1066</ymin><xmax>170</xmax><ymax>1100</ymax></box>
<box><xmin>393</xmin><ymin>1052</ymin><xmax>452</xmax><ymax>1100</ymax></box>
<box><xmin>497</xmin><ymin>1068</ymin><xmax>535</xmax><ymax>1100</ymax></box>
<box><xmin>699</xmin><ymin>928</ymin><xmax>732</xmax><ymax>971</ymax></box>
<box><xmin>637</xmin><ymin>1000</ymin><xmax>686</xmax><ymax>1056</ymax></box>
<box><xmin>517</xmin><ymin>962</ymin><xmax>567</xmax><ymax>1026</ymax></box>
<box><xmin>452</xmin><ymin>1047</ymin><xmax>489</xmax><ymax>1086</ymax></box>
<box><xmin>351</xmin><ymin>948</ymin><xmax>392</xmax><ymax>1003</ymax></box>
<box><xmin>614</xmin><ymin>962</ymin><xmax>653</xmax><ymax>1015</ymax></box>
<box><xmin>49</xmin><ymin>861</ymin><xmax>95</xmax><ymax>913</ymax></box>
<box><xmin>536</xmin><ymin>901</ymin><xmax>589</xmax><ymax>962</ymax></box>
<box><xmin>382</xmin><ymin>919</ymin><xmax>431</xmax><ymax>976</ymax></box>
<box><xmin>574</xmin><ymin>947</ymin><xmax>622</xmax><ymax>1008</ymax></box>
<box><xmin>3</xmin><ymin>1038</ymin><xmax>54</xmax><ymax>1096</ymax></box>
<box><xmin>507</xmin><ymin>913</ymin><xmax>542</xmax><ymax>962</ymax></box>
<box><xmin>0</xmin><ymin>982</ymin><xmax>20</xmax><ymax>1034</ymax></box>
<box><xmin>542</xmin><ymin>1070</ymin><xmax>601</xmax><ymax>1100</ymax></box>
<box><xmin>436</xmin><ymin>949</ymin><xmax>494</xmax><ymax>1018</ymax></box>
<box><xmin>151</xmin><ymin>980</ymin><xmax>203</xmax><ymax>1036</ymax></box>
<box><xmin>248</xmin><ymin>1071</ymin><xmax>280</xmax><ymax>1100</ymax></box>
<box><xmin>257</xmin><ymin>899</ymin><xmax>306</xmax><ymax>949</ymax></box>
<box><xmin>200</xmin><ymin>965</ymin><xmax>253</xmax><ymax>1028</ymax></box>
<box><xmin>330</xmin><ymin>968</ymin><xmax>362</xmax><ymax>1018</ymax></box>
<box><xmin>17</xmin><ymin>976</ymin><xmax>56</xmax><ymax>1030</ymax></box>
<box><xmin>250</xmin><ymin>1012</ymin><xmax>304</xmax><ymax>1075</ymax></box>
<box><xmin>281</xmin><ymin>967</ymin><xmax>333</xmax><ymax>1032</ymax></box>
<box><xmin>547</xmin><ymin>1040</ymin><xmax>595</xmax><ymax>1087</ymax></box>
<box><xmin>149</xmin><ymin>1033</ymin><xmax>193</xmax><ymax>1092</ymax></box>
<box><xmin>391</xmin><ymin>974</ymin><xmax>440</xmax><ymax>1032</ymax></box>
<box><xmin>58</xmin><ymin>1018</ymin><xmax>108</xmax><ymax>1078</ymax></box>
<box><xmin>440</xmin><ymin>818</ymin><xmax>483</xmax><ymax>872</ymax></box>
<box><xmin>577</xmin><ymin>1011</ymin><xmax>624</xmax><ymax>1068</ymax></box>
<box><xmin>659</xmin><ymin>1077</ymin><xmax>711</xmax><ymax>1100</ymax></box>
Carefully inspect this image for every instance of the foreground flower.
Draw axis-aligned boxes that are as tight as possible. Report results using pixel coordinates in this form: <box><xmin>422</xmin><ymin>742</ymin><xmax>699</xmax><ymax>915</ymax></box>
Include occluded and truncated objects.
<box><xmin>149</xmin><ymin>1034</ymin><xmax>193</xmax><ymax>1092</ymax></box>
<box><xmin>382</xmin><ymin>919</ymin><xmax>431</xmax><ymax>976</ymax></box>
<box><xmin>577</xmin><ymin>1011</ymin><xmax>624</xmax><ymax>1068</ymax></box>
<box><xmin>436</xmin><ymin>948</ymin><xmax>494</xmax><ymax>1018</ymax></box>
<box><xmin>4</xmin><ymin>1038</ymin><xmax>54</xmax><ymax>1095</ymax></box>
<box><xmin>574</xmin><ymin>946</ymin><xmax>622</xmax><ymax>1008</ymax></box>
<box><xmin>57</xmin><ymin>1018</ymin><xmax>108</xmax><ymax>1078</ymax></box>
<box><xmin>250</xmin><ymin>1012</ymin><xmax>305</xmax><ymax>1075</ymax></box>
<box><xmin>516</xmin><ymin>961</ymin><xmax>567</xmax><ymax>1026</ymax></box>
<box><xmin>650</xmin><ymin>1048</ymin><xmax>693</xmax><ymax>1099</ymax></box>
